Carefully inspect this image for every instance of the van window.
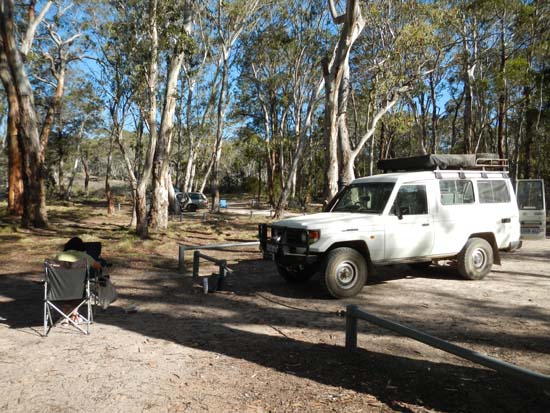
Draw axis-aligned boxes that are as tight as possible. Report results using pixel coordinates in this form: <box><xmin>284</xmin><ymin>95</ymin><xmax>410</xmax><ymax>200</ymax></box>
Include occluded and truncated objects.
<box><xmin>391</xmin><ymin>185</ymin><xmax>428</xmax><ymax>215</ymax></box>
<box><xmin>517</xmin><ymin>180</ymin><xmax>544</xmax><ymax>210</ymax></box>
<box><xmin>477</xmin><ymin>180</ymin><xmax>511</xmax><ymax>203</ymax></box>
<box><xmin>439</xmin><ymin>180</ymin><xmax>474</xmax><ymax>205</ymax></box>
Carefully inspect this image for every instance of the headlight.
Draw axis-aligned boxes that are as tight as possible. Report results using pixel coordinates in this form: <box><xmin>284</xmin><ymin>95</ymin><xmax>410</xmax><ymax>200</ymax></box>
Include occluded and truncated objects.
<box><xmin>301</xmin><ymin>230</ymin><xmax>320</xmax><ymax>244</ymax></box>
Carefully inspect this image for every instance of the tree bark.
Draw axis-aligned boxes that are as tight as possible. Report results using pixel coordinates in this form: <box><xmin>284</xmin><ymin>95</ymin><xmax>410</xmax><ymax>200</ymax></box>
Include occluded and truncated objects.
<box><xmin>322</xmin><ymin>0</ymin><xmax>365</xmax><ymax>201</ymax></box>
<box><xmin>150</xmin><ymin>49</ymin><xmax>186</xmax><ymax>229</ymax></box>
<box><xmin>1</xmin><ymin>34</ymin><xmax>23</xmax><ymax>215</ymax></box>
<box><xmin>1</xmin><ymin>0</ymin><xmax>47</xmax><ymax>228</ymax></box>
<box><xmin>135</xmin><ymin>0</ymin><xmax>159</xmax><ymax>238</ymax></box>
<box><xmin>81</xmin><ymin>148</ymin><xmax>90</xmax><ymax>196</ymax></box>
<box><xmin>105</xmin><ymin>133</ymin><xmax>115</xmax><ymax>215</ymax></box>
<box><xmin>211</xmin><ymin>51</ymin><xmax>229</xmax><ymax>212</ymax></box>
<box><xmin>5</xmin><ymin>84</ymin><xmax>23</xmax><ymax>215</ymax></box>
<box><xmin>496</xmin><ymin>11</ymin><xmax>508</xmax><ymax>159</ymax></box>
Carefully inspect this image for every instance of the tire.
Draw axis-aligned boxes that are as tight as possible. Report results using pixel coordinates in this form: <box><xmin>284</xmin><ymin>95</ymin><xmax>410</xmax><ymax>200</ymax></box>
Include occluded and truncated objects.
<box><xmin>187</xmin><ymin>204</ymin><xmax>197</xmax><ymax>212</ymax></box>
<box><xmin>321</xmin><ymin>247</ymin><xmax>367</xmax><ymax>298</ymax></box>
<box><xmin>457</xmin><ymin>237</ymin><xmax>493</xmax><ymax>280</ymax></box>
<box><xmin>276</xmin><ymin>264</ymin><xmax>317</xmax><ymax>284</ymax></box>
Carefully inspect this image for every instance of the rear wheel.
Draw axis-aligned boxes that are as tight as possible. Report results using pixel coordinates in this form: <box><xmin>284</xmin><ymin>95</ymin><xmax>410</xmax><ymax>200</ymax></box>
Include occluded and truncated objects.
<box><xmin>457</xmin><ymin>237</ymin><xmax>493</xmax><ymax>280</ymax></box>
<box><xmin>321</xmin><ymin>247</ymin><xmax>367</xmax><ymax>298</ymax></box>
<box><xmin>276</xmin><ymin>264</ymin><xmax>317</xmax><ymax>283</ymax></box>
<box><xmin>187</xmin><ymin>204</ymin><xmax>197</xmax><ymax>212</ymax></box>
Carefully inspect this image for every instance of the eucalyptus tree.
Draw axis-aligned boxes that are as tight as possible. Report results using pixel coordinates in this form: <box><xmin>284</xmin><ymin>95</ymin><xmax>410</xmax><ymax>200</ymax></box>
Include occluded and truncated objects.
<box><xmin>401</xmin><ymin>2</ymin><xmax>453</xmax><ymax>155</ymax></box>
<box><xmin>508</xmin><ymin>0</ymin><xmax>549</xmax><ymax>181</ymax></box>
<box><xmin>323</xmin><ymin>0</ymin><xmax>441</xmax><ymax>194</ymax></box>
<box><xmin>44</xmin><ymin>74</ymin><xmax>102</xmax><ymax>198</ymax></box>
<box><xmin>93</xmin><ymin>0</ymin><xmax>154</xmax><ymax>235</ymax></box>
<box><xmin>63</xmin><ymin>84</ymin><xmax>102</xmax><ymax>200</ymax></box>
<box><xmin>201</xmin><ymin>0</ymin><xmax>261</xmax><ymax>212</ymax></box>
<box><xmin>1</xmin><ymin>0</ymin><xmax>89</xmax><ymax>227</ymax></box>
<box><xmin>235</xmin><ymin>22</ymin><xmax>289</xmax><ymax>207</ymax></box>
<box><xmin>97</xmin><ymin>0</ymin><xmax>193</xmax><ymax>235</ymax></box>
<box><xmin>1</xmin><ymin>0</ymin><xmax>51</xmax><ymax>217</ymax></box>
<box><xmin>0</xmin><ymin>0</ymin><xmax>51</xmax><ymax>224</ymax></box>
<box><xmin>177</xmin><ymin>12</ymin><xmax>215</xmax><ymax>195</ymax></box>
<box><xmin>446</xmin><ymin>0</ymin><xmax>503</xmax><ymax>154</ymax></box>
<box><xmin>236</xmin><ymin>0</ymin><xmax>328</xmax><ymax>217</ymax></box>
<box><xmin>352</xmin><ymin>2</ymin><xmax>452</xmax><ymax>164</ymax></box>
<box><xmin>321</xmin><ymin>0</ymin><xmax>365</xmax><ymax>199</ymax></box>
<box><xmin>148</xmin><ymin>1</ymin><xmax>194</xmax><ymax>230</ymax></box>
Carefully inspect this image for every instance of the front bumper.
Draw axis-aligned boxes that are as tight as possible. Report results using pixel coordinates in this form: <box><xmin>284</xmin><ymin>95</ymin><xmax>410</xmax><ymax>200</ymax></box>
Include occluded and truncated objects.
<box><xmin>258</xmin><ymin>224</ymin><xmax>320</xmax><ymax>266</ymax></box>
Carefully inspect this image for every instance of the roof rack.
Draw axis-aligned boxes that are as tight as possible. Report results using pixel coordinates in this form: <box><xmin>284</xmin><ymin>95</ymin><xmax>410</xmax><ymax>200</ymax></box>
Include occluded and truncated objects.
<box><xmin>378</xmin><ymin>154</ymin><xmax>509</xmax><ymax>173</ymax></box>
<box><xmin>475</xmin><ymin>157</ymin><xmax>508</xmax><ymax>170</ymax></box>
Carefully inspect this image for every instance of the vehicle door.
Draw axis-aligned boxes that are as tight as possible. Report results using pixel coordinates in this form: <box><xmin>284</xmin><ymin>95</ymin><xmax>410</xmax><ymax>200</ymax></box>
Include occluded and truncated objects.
<box><xmin>384</xmin><ymin>183</ymin><xmax>434</xmax><ymax>260</ymax></box>
<box><xmin>516</xmin><ymin>179</ymin><xmax>546</xmax><ymax>240</ymax></box>
<box><xmin>432</xmin><ymin>179</ymin><xmax>477</xmax><ymax>255</ymax></box>
<box><xmin>179</xmin><ymin>193</ymin><xmax>190</xmax><ymax>211</ymax></box>
<box><xmin>477</xmin><ymin>179</ymin><xmax>518</xmax><ymax>247</ymax></box>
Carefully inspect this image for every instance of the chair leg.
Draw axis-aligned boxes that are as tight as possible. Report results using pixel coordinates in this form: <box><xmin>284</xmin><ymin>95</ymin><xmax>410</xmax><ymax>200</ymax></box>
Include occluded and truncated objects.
<box><xmin>88</xmin><ymin>297</ymin><xmax>93</xmax><ymax>324</ymax></box>
<box><xmin>43</xmin><ymin>300</ymin><xmax>47</xmax><ymax>336</ymax></box>
<box><xmin>44</xmin><ymin>302</ymin><xmax>54</xmax><ymax>336</ymax></box>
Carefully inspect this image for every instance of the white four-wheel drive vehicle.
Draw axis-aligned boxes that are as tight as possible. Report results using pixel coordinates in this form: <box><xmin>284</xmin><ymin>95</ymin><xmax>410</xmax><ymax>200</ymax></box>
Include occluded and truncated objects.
<box><xmin>259</xmin><ymin>154</ymin><xmax>522</xmax><ymax>298</ymax></box>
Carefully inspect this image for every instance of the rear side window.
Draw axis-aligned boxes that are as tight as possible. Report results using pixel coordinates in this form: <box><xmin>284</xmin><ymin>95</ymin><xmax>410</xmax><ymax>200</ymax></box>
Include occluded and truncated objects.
<box><xmin>439</xmin><ymin>180</ymin><xmax>474</xmax><ymax>205</ymax></box>
<box><xmin>477</xmin><ymin>180</ymin><xmax>511</xmax><ymax>203</ymax></box>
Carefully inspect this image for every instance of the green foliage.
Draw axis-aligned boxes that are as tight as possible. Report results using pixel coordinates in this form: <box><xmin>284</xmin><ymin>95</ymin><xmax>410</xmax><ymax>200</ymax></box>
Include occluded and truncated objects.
<box><xmin>5</xmin><ymin>0</ymin><xmax>548</xmax><ymax>213</ymax></box>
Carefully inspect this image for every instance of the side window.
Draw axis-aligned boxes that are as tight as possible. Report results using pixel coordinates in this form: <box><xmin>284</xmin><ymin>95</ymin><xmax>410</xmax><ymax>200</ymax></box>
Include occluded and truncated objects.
<box><xmin>392</xmin><ymin>185</ymin><xmax>428</xmax><ymax>216</ymax></box>
<box><xmin>439</xmin><ymin>180</ymin><xmax>475</xmax><ymax>205</ymax></box>
<box><xmin>478</xmin><ymin>180</ymin><xmax>511</xmax><ymax>203</ymax></box>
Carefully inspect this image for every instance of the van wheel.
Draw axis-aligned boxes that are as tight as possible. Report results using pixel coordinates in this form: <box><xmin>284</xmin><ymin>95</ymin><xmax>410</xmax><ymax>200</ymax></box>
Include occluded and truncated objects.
<box><xmin>458</xmin><ymin>238</ymin><xmax>493</xmax><ymax>280</ymax></box>
<box><xmin>276</xmin><ymin>264</ymin><xmax>317</xmax><ymax>283</ymax></box>
<box><xmin>321</xmin><ymin>247</ymin><xmax>367</xmax><ymax>298</ymax></box>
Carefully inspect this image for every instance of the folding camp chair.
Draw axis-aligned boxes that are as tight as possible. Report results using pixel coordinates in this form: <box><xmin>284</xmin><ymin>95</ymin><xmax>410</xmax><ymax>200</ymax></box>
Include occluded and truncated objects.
<box><xmin>43</xmin><ymin>259</ymin><xmax>92</xmax><ymax>336</ymax></box>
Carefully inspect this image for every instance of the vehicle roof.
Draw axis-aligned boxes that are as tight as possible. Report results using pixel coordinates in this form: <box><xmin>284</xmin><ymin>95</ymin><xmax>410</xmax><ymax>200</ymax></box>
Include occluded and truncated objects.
<box><xmin>352</xmin><ymin>170</ymin><xmax>510</xmax><ymax>184</ymax></box>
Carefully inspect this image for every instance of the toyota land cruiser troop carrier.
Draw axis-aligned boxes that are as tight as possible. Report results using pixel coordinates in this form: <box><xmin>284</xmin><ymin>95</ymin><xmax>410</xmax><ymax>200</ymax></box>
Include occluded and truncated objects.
<box><xmin>259</xmin><ymin>154</ymin><xmax>522</xmax><ymax>298</ymax></box>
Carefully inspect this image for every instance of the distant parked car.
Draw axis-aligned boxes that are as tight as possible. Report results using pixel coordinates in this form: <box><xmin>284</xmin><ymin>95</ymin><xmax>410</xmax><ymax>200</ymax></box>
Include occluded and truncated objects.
<box><xmin>176</xmin><ymin>192</ymin><xmax>208</xmax><ymax>212</ymax></box>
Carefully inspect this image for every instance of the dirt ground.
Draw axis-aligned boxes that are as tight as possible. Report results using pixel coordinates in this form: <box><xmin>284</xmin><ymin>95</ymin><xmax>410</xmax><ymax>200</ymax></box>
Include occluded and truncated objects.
<box><xmin>0</xmin><ymin>204</ymin><xmax>549</xmax><ymax>413</ymax></box>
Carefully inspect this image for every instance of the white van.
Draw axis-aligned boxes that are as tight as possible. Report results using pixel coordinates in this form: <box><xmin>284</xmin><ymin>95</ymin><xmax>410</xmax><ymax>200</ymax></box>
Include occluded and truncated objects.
<box><xmin>259</xmin><ymin>155</ymin><xmax>522</xmax><ymax>298</ymax></box>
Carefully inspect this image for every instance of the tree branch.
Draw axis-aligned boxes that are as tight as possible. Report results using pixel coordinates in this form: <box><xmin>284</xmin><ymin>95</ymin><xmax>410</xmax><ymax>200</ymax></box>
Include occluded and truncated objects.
<box><xmin>21</xmin><ymin>0</ymin><xmax>52</xmax><ymax>56</ymax></box>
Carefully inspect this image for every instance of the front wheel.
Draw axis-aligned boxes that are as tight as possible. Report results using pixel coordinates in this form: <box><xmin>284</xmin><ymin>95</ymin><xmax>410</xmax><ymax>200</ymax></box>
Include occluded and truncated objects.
<box><xmin>457</xmin><ymin>238</ymin><xmax>493</xmax><ymax>280</ymax></box>
<box><xmin>276</xmin><ymin>264</ymin><xmax>317</xmax><ymax>283</ymax></box>
<box><xmin>321</xmin><ymin>247</ymin><xmax>367</xmax><ymax>298</ymax></box>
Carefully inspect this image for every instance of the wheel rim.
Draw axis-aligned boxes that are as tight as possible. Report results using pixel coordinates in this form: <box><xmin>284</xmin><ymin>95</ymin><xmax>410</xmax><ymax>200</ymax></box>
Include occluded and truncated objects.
<box><xmin>471</xmin><ymin>247</ymin><xmax>487</xmax><ymax>270</ymax></box>
<box><xmin>334</xmin><ymin>260</ymin><xmax>358</xmax><ymax>289</ymax></box>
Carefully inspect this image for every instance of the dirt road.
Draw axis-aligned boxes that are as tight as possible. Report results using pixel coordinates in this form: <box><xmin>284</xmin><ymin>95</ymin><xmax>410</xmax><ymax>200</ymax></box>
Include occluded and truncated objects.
<box><xmin>1</xmin><ymin>225</ymin><xmax>549</xmax><ymax>412</ymax></box>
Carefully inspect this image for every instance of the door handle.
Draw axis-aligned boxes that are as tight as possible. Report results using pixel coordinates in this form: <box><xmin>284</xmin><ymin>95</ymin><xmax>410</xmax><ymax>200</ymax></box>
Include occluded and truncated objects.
<box><xmin>422</xmin><ymin>223</ymin><xmax>430</xmax><ymax>227</ymax></box>
<box><xmin>501</xmin><ymin>218</ymin><xmax>511</xmax><ymax>223</ymax></box>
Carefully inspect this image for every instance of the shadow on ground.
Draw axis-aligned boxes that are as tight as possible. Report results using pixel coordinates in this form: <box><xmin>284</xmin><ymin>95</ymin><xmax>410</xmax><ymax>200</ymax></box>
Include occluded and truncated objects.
<box><xmin>0</xmin><ymin>266</ymin><xmax>548</xmax><ymax>413</ymax></box>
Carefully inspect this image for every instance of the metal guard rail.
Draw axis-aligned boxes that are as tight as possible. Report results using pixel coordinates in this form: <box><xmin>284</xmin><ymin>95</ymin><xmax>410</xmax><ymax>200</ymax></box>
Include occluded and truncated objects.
<box><xmin>178</xmin><ymin>242</ymin><xmax>260</xmax><ymax>273</ymax></box>
<box><xmin>344</xmin><ymin>305</ymin><xmax>550</xmax><ymax>390</ymax></box>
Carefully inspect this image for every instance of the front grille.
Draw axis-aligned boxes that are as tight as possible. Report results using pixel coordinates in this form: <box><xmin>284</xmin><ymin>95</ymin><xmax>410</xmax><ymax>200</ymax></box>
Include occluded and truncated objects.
<box><xmin>284</xmin><ymin>228</ymin><xmax>304</xmax><ymax>245</ymax></box>
<box><xmin>259</xmin><ymin>224</ymin><xmax>308</xmax><ymax>248</ymax></box>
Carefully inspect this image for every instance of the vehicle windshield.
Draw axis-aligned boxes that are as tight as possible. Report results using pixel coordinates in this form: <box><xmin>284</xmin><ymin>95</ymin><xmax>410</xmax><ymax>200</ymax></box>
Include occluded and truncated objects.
<box><xmin>331</xmin><ymin>182</ymin><xmax>395</xmax><ymax>213</ymax></box>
